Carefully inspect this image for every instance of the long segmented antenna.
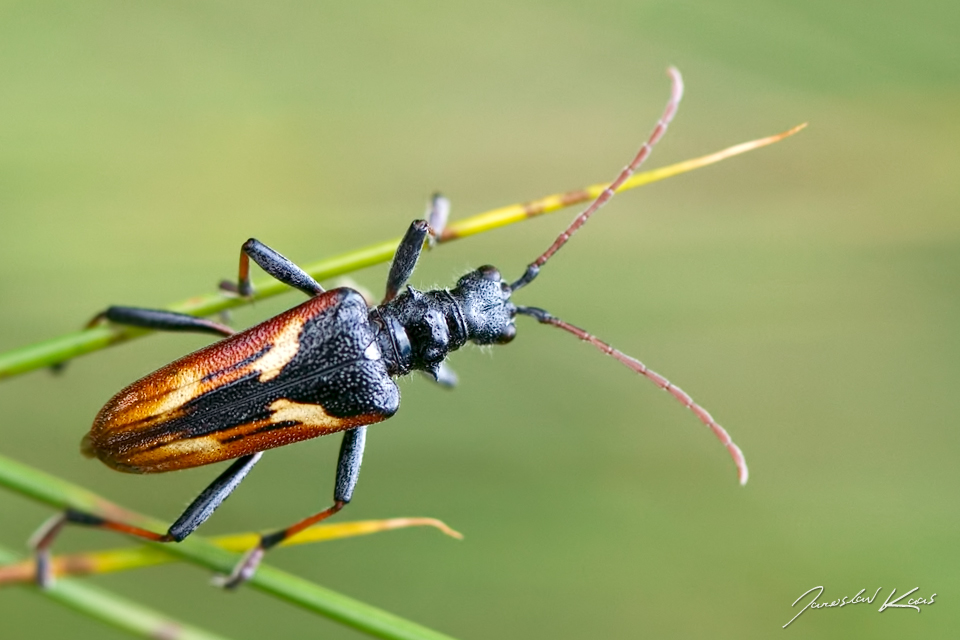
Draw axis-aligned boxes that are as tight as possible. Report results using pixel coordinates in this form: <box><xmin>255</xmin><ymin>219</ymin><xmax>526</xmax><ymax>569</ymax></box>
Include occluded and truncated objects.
<box><xmin>511</xmin><ymin>67</ymin><xmax>684</xmax><ymax>291</ymax></box>
<box><xmin>516</xmin><ymin>306</ymin><xmax>748</xmax><ymax>485</ymax></box>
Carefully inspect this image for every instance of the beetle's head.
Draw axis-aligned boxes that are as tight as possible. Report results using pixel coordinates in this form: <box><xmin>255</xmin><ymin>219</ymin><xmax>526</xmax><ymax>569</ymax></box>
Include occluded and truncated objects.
<box><xmin>451</xmin><ymin>265</ymin><xmax>517</xmax><ymax>345</ymax></box>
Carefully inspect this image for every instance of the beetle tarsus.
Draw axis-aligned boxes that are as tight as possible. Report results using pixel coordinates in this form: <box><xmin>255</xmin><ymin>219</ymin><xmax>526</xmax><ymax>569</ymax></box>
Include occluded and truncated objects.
<box><xmin>29</xmin><ymin>512</ymin><xmax>68</xmax><ymax>588</ymax></box>
<box><xmin>217</xmin><ymin>279</ymin><xmax>244</xmax><ymax>296</ymax></box>
<box><xmin>425</xmin><ymin>192</ymin><xmax>450</xmax><ymax>247</ymax></box>
<box><xmin>214</xmin><ymin>500</ymin><xmax>347</xmax><ymax>589</ymax></box>
<box><xmin>214</xmin><ymin>546</ymin><xmax>266</xmax><ymax>590</ymax></box>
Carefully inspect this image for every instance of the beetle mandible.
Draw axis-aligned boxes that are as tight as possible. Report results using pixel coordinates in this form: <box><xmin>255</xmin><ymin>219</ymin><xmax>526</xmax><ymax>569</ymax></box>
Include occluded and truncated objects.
<box><xmin>31</xmin><ymin>67</ymin><xmax>747</xmax><ymax>589</ymax></box>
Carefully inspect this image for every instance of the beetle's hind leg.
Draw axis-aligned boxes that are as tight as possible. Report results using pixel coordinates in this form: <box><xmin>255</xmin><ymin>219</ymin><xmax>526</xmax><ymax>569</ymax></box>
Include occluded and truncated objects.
<box><xmin>29</xmin><ymin>453</ymin><xmax>262</xmax><ymax>588</ymax></box>
<box><xmin>29</xmin><ymin>509</ymin><xmax>174</xmax><ymax>588</ymax></box>
<box><xmin>219</xmin><ymin>238</ymin><xmax>325</xmax><ymax>299</ymax></box>
<box><xmin>90</xmin><ymin>306</ymin><xmax>236</xmax><ymax>337</ymax></box>
<box><xmin>215</xmin><ymin>426</ymin><xmax>367</xmax><ymax>589</ymax></box>
<box><xmin>49</xmin><ymin>306</ymin><xmax>236</xmax><ymax>374</ymax></box>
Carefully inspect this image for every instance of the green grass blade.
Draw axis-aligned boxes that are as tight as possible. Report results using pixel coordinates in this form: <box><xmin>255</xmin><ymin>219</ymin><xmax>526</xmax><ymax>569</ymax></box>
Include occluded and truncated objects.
<box><xmin>0</xmin><ymin>545</ymin><xmax>234</xmax><ymax>640</ymax></box>
<box><xmin>0</xmin><ymin>453</ymin><xmax>457</xmax><ymax>640</ymax></box>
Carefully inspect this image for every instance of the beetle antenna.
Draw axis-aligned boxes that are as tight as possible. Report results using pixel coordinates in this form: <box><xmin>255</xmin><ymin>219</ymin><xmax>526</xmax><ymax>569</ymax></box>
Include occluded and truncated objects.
<box><xmin>515</xmin><ymin>305</ymin><xmax>748</xmax><ymax>485</ymax></box>
<box><xmin>510</xmin><ymin>67</ymin><xmax>684</xmax><ymax>292</ymax></box>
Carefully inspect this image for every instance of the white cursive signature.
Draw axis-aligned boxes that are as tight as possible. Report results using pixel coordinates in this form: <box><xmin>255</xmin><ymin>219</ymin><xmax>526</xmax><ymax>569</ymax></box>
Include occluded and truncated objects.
<box><xmin>783</xmin><ymin>586</ymin><xmax>936</xmax><ymax>628</ymax></box>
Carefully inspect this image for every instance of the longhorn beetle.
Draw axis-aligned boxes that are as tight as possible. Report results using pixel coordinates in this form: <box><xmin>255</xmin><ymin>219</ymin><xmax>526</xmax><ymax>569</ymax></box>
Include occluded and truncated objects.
<box><xmin>31</xmin><ymin>67</ymin><xmax>747</xmax><ymax>589</ymax></box>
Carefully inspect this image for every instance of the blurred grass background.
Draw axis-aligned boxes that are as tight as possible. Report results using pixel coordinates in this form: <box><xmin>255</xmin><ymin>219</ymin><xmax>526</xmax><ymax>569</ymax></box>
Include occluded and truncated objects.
<box><xmin>0</xmin><ymin>1</ymin><xmax>957</xmax><ymax>638</ymax></box>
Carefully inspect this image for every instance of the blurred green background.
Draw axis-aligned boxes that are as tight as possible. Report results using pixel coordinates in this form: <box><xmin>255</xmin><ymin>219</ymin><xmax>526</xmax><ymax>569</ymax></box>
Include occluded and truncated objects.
<box><xmin>1</xmin><ymin>1</ymin><xmax>957</xmax><ymax>638</ymax></box>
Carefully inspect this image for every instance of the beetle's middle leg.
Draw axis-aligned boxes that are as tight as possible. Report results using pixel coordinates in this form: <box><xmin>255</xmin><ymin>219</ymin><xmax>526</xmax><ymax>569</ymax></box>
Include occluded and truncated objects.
<box><xmin>220</xmin><ymin>238</ymin><xmax>325</xmax><ymax>298</ymax></box>
<box><xmin>30</xmin><ymin>453</ymin><xmax>262</xmax><ymax>587</ymax></box>
<box><xmin>215</xmin><ymin>426</ymin><xmax>367</xmax><ymax>589</ymax></box>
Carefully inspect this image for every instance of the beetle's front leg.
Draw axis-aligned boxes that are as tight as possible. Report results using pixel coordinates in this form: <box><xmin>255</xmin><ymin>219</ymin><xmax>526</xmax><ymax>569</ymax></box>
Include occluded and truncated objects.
<box><xmin>383</xmin><ymin>220</ymin><xmax>430</xmax><ymax>304</ymax></box>
<box><xmin>220</xmin><ymin>238</ymin><xmax>325</xmax><ymax>298</ymax></box>
<box><xmin>215</xmin><ymin>426</ymin><xmax>367</xmax><ymax>589</ymax></box>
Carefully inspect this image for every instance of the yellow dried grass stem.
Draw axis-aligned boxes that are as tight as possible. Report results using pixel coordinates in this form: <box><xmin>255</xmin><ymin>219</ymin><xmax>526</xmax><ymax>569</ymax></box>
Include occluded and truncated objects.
<box><xmin>0</xmin><ymin>518</ymin><xmax>461</xmax><ymax>585</ymax></box>
<box><xmin>0</xmin><ymin>124</ymin><xmax>805</xmax><ymax>380</ymax></box>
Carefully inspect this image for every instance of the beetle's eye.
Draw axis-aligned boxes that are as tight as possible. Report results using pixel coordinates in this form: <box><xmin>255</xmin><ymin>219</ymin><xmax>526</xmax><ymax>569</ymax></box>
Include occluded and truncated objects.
<box><xmin>477</xmin><ymin>265</ymin><xmax>501</xmax><ymax>281</ymax></box>
<box><xmin>496</xmin><ymin>323</ymin><xmax>517</xmax><ymax>344</ymax></box>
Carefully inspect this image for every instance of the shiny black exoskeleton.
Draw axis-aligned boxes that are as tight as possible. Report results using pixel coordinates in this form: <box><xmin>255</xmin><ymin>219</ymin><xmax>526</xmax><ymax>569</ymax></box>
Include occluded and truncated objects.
<box><xmin>372</xmin><ymin>265</ymin><xmax>517</xmax><ymax>380</ymax></box>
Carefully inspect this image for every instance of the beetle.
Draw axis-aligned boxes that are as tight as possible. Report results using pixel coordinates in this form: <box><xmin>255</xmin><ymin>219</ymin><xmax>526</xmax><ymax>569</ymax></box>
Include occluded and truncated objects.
<box><xmin>31</xmin><ymin>67</ymin><xmax>747</xmax><ymax>589</ymax></box>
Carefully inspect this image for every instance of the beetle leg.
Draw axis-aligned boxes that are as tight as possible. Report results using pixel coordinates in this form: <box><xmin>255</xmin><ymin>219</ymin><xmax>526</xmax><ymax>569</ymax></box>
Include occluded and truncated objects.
<box><xmin>220</xmin><ymin>238</ymin><xmax>325</xmax><ymax>298</ymax></box>
<box><xmin>420</xmin><ymin>361</ymin><xmax>458</xmax><ymax>388</ymax></box>
<box><xmin>29</xmin><ymin>508</ymin><xmax>175</xmax><ymax>588</ymax></box>
<box><xmin>88</xmin><ymin>306</ymin><xmax>236</xmax><ymax>337</ymax></box>
<box><xmin>425</xmin><ymin>192</ymin><xmax>450</xmax><ymax>248</ymax></box>
<box><xmin>50</xmin><ymin>306</ymin><xmax>235</xmax><ymax>373</ymax></box>
<box><xmin>51</xmin><ymin>306</ymin><xmax>234</xmax><ymax>373</ymax></box>
<box><xmin>383</xmin><ymin>220</ymin><xmax>430</xmax><ymax>304</ymax></box>
<box><xmin>29</xmin><ymin>453</ymin><xmax>262</xmax><ymax>588</ymax></box>
<box><xmin>167</xmin><ymin>452</ymin><xmax>264</xmax><ymax>540</ymax></box>
<box><xmin>215</xmin><ymin>426</ymin><xmax>367</xmax><ymax>589</ymax></box>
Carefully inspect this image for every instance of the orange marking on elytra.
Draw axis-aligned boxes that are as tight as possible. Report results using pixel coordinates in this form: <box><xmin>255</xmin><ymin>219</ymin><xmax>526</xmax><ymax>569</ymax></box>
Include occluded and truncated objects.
<box><xmin>84</xmin><ymin>294</ymin><xmax>343</xmax><ymax>472</ymax></box>
<box><xmin>249</xmin><ymin>316</ymin><xmax>306</xmax><ymax>382</ymax></box>
<box><xmin>268</xmin><ymin>398</ymin><xmax>339</xmax><ymax>428</ymax></box>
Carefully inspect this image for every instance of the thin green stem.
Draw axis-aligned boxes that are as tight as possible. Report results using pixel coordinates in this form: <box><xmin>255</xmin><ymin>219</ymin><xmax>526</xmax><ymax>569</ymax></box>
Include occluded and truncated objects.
<box><xmin>0</xmin><ymin>453</ymin><xmax>457</xmax><ymax>640</ymax></box>
<box><xmin>0</xmin><ymin>544</ymin><xmax>235</xmax><ymax>640</ymax></box>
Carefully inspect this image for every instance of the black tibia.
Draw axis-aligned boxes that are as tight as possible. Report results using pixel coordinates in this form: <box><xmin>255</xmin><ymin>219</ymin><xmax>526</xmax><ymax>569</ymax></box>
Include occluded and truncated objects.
<box><xmin>384</xmin><ymin>220</ymin><xmax>429</xmax><ymax>303</ymax></box>
<box><xmin>93</xmin><ymin>306</ymin><xmax>235</xmax><ymax>337</ymax></box>
<box><xmin>168</xmin><ymin>453</ymin><xmax>263</xmax><ymax>541</ymax></box>
<box><xmin>334</xmin><ymin>426</ymin><xmax>366</xmax><ymax>504</ymax></box>
<box><xmin>225</xmin><ymin>238</ymin><xmax>325</xmax><ymax>298</ymax></box>
<box><xmin>257</xmin><ymin>426</ymin><xmax>366</xmax><ymax>550</ymax></box>
<box><xmin>218</xmin><ymin>427</ymin><xmax>366</xmax><ymax>589</ymax></box>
